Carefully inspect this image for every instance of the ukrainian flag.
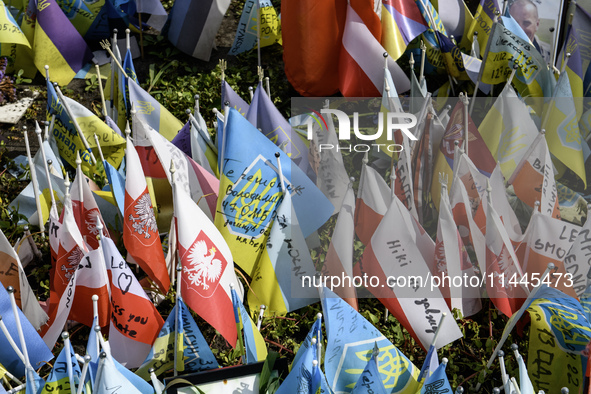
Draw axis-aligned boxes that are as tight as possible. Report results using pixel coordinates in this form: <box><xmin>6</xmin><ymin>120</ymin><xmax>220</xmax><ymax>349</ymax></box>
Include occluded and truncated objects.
<box><xmin>231</xmin><ymin>287</ymin><xmax>267</xmax><ymax>364</ymax></box>
<box><xmin>128</xmin><ymin>78</ymin><xmax>184</xmax><ymax>141</ymax></box>
<box><xmin>381</xmin><ymin>0</ymin><xmax>428</xmax><ymax>61</ymax></box>
<box><xmin>526</xmin><ymin>286</ymin><xmax>591</xmax><ymax>394</ymax></box>
<box><xmin>33</xmin><ymin>0</ymin><xmax>93</xmax><ymax>86</ymax></box>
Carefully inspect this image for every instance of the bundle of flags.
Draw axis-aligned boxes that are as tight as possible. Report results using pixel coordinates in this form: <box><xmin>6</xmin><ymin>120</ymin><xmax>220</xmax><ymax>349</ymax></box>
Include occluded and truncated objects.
<box><xmin>4</xmin><ymin>0</ymin><xmax>591</xmax><ymax>391</ymax></box>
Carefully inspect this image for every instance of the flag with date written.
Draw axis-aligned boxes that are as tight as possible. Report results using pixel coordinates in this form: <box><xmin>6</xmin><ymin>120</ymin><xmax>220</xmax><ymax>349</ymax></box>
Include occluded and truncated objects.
<box><xmin>215</xmin><ymin>108</ymin><xmax>333</xmax><ymax>276</ymax></box>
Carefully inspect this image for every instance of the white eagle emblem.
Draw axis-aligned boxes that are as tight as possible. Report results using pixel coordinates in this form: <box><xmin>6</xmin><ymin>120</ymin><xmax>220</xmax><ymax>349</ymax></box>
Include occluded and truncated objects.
<box><xmin>184</xmin><ymin>240</ymin><xmax>223</xmax><ymax>290</ymax></box>
<box><xmin>128</xmin><ymin>193</ymin><xmax>158</xmax><ymax>238</ymax></box>
<box><xmin>62</xmin><ymin>246</ymin><xmax>84</xmax><ymax>281</ymax></box>
<box><xmin>84</xmin><ymin>209</ymin><xmax>102</xmax><ymax>236</ymax></box>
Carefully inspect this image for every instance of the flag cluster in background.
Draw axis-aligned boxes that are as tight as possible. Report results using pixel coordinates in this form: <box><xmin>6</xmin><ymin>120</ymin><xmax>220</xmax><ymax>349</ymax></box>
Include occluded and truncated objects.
<box><xmin>3</xmin><ymin>0</ymin><xmax>591</xmax><ymax>392</ymax></box>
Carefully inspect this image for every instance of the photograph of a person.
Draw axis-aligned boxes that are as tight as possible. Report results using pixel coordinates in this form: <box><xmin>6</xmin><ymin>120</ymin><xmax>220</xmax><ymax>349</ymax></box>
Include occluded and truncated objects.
<box><xmin>507</xmin><ymin>0</ymin><xmax>562</xmax><ymax>64</ymax></box>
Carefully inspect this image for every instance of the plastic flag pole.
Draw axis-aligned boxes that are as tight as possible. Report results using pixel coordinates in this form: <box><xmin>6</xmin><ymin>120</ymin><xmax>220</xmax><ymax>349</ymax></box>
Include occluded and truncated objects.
<box><xmin>264</xmin><ymin>77</ymin><xmax>271</xmax><ymax>99</ymax></box>
<box><xmin>35</xmin><ymin>121</ymin><xmax>58</xmax><ymax>218</ymax></box>
<box><xmin>23</xmin><ymin>126</ymin><xmax>46</xmax><ymax>235</ymax></box>
<box><xmin>92</xmin><ymin>295</ymin><xmax>100</xmax><ymax>357</ymax></box>
<box><xmin>0</xmin><ymin>315</ymin><xmax>26</xmax><ymax>365</ymax></box>
<box><xmin>7</xmin><ymin>286</ymin><xmax>35</xmax><ymax>392</ymax></box>
<box><xmin>256</xmin><ymin>305</ymin><xmax>265</xmax><ymax>331</ymax></box>
<box><xmin>62</xmin><ymin>332</ymin><xmax>77</xmax><ymax>394</ymax></box>
<box><xmin>95</xmin><ymin>64</ymin><xmax>108</xmax><ymax>118</ymax></box>
<box><xmin>316</xmin><ymin>313</ymin><xmax>322</xmax><ymax>366</ymax></box>
<box><xmin>76</xmin><ymin>355</ymin><xmax>91</xmax><ymax>394</ymax></box>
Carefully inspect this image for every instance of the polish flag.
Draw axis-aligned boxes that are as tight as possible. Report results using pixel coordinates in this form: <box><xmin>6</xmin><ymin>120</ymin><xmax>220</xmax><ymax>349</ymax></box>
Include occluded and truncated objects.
<box><xmin>173</xmin><ymin>180</ymin><xmax>243</xmax><ymax>347</ymax></box>
<box><xmin>123</xmin><ymin>138</ymin><xmax>170</xmax><ymax>294</ymax></box>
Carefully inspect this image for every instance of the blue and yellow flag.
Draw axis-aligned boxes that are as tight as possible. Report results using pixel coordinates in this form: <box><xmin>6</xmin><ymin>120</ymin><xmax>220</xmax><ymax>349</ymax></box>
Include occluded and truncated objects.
<box><xmin>350</xmin><ymin>346</ymin><xmax>389</xmax><ymax>394</ymax></box>
<box><xmin>128</xmin><ymin>78</ymin><xmax>184</xmax><ymax>141</ymax></box>
<box><xmin>46</xmin><ymin>79</ymin><xmax>126</xmax><ymax>172</ymax></box>
<box><xmin>322</xmin><ymin>287</ymin><xmax>420</xmax><ymax>393</ymax></box>
<box><xmin>381</xmin><ymin>0</ymin><xmax>428</xmax><ymax>61</ymax></box>
<box><xmin>136</xmin><ymin>298</ymin><xmax>219</xmax><ymax>379</ymax></box>
<box><xmin>419</xmin><ymin>362</ymin><xmax>453</xmax><ymax>394</ymax></box>
<box><xmin>40</xmin><ymin>340</ymin><xmax>81</xmax><ymax>393</ymax></box>
<box><xmin>276</xmin><ymin>334</ymin><xmax>329</xmax><ymax>394</ymax></box>
<box><xmin>229</xmin><ymin>0</ymin><xmax>281</xmax><ymax>55</ymax></box>
<box><xmin>215</xmin><ymin>108</ymin><xmax>333</xmax><ymax>276</ymax></box>
<box><xmin>481</xmin><ymin>22</ymin><xmax>553</xmax><ymax>98</ymax></box>
<box><xmin>544</xmin><ymin>71</ymin><xmax>587</xmax><ymax>188</ymax></box>
<box><xmin>248</xmin><ymin>190</ymin><xmax>320</xmax><ymax>314</ymax></box>
<box><xmin>465</xmin><ymin>0</ymin><xmax>500</xmax><ymax>58</ymax></box>
<box><xmin>231</xmin><ymin>287</ymin><xmax>267</xmax><ymax>364</ymax></box>
<box><xmin>526</xmin><ymin>286</ymin><xmax>591</xmax><ymax>394</ymax></box>
<box><xmin>30</xmin><ymin>0</ymin><xmax>94</xmax><ymax>85</ymax></box>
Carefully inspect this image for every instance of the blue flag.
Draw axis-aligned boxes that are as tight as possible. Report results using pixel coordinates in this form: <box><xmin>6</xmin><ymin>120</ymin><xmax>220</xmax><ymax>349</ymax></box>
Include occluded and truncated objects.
<box><xmin>292</xmin><ymin>315</ymin><xmax>322</xmax><ymax>367</ymax></box>
<box><xmin>276</xmin><ymin>336</ymin><xmax>325</xmax><ymax>394</ymax></box>
<box><xmin>40</xmin><ymin>340</ymin><xmax>81</xmax><ymax>393</ymax></box>
<box><xmin>0</xmin><ymin>285</ymin><xmax>53</xmax><ymax>378</ymax></box>
<box><xmin>351</xmin><ymin>348</ymin><xmax>389</xmax><ymax>394</ymax></box>
<box><xmin>137</xmin><ymin>298</ymin><xmax>220</xmax><ymax>378</ymax></box>
<box><xmin>103</xmin><ymin>160</ymin><xmax>125</xmax><ymax>217</ymax></box>
<box><xmin>221</xmin><ymin>80</ymin><xmax>249</xmax><ymax>116</ymax></box>
<box><xmin>420</xmin><ymin>362</ymin><xmax>453</xmax><ymax>394</ymax></box>
<box><xmin>417</xmin><ymin>345</ymin><xmax>439</xmax><ymax>383</ymax></box>
<box><xmin>246</xmin><ymin>82</ymin><xmax>316</xmax><ymax>182</ymax></box>
<box><xmin>231</xmin><ymin>288</ymin><xmax>267</xmax><ymax>364</ymax></box>
<box><xmin>215</xmin><ymin>108</ymin><xmax>333</xmax><ymax>276</ymax></box>
<box><xmin>322</xmin><ymin>287</ymin><xmax>419</xmax><ymax>393</ymax></box>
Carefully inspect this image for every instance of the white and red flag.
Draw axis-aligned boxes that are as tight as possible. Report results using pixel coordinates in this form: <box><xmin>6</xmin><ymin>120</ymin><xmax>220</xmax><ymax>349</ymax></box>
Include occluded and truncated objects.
<box><xmin>484</xmin><ymin>193</ymin><xmax>528</xmax><ymax>317</ymax></box>
<box><xmin>173</xmin><ymin>179</ymin><xmax>243</xmax><ymax>347</ymax></box>
<box><xmin>103</xmin><ymin>237</ymin><xmax>164</xmax><ymax>368</ymax></box>
<box><xmin>339</xmin><ymin>0</ymin><xmax>410</xmax><ymax>96</ymax></box>
<box><xmin>357</xmin><ymin>195</ymin><xmax>462</xmax><ymax>350</ymax></box>
<box><xmin>354</xmin><ymin>155</ymin><xmax>391</xmax><ymax>245</ymax></box>
<box><xmin>70</xmin><ymin>163</ymin><xmax>109</xmax><ymax>250</ymax></box>
<box><xmin>507</xmin><ymin>132</ymin><xmax>560</xmax><ymax>219</ymax></box>
<box><xmin>123</xmin><ymin>138</ymin><xmax>170</xmax><ymax>294</ymax></box>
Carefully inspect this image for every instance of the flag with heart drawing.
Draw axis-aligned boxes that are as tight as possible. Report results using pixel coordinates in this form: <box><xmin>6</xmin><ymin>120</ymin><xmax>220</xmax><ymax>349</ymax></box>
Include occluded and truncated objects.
<box><xmin>103</xmin><ymin>236</ymin><xmax>165</xmax><ymax>368</ymax></box>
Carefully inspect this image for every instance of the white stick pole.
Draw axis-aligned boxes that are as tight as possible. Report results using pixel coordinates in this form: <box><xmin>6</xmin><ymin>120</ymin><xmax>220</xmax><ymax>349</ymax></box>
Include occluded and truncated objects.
<box><xmin>75</xmin><ymin>355</ymin><xmax>91</xmax><ymax>394</ymax></box>
<box><xmin>95</xmin><ymin>64</ymin><xmax>107</xmax><ymax>118</ymax></box>
<box><xmin>0</xmin><ymin>316</ymin><xmax>26</xmax><ymax>365</ymax></box>
<box><xmin>61</xmin><ymin>332</ymin><xmax>77</xmax><ymax>394</ymax></box>
<box><xmin>264</xmin><ymin>77</ymin><xmax>271</xmax><ymax>100</ymax></box>
<box><xmin>194</xmin><ymin>94</ymin><xmax>200</xmax><ymax>115</ymax></box>
<box><xmin>109</xmin><ymin>29</ymin><xmax>118</xmax><ymax>118</ymax></box>
<box><xmin>23</xmin><ymin>126</ymin><xmax>46</xmax><ymax>235</ymax></box>
<box><xmin>419</xmin><ymin>41</ymin><xmax>426</xmax><ymax>85</ymax></box>
<box><xmin>316</xmin><ymin>313</ymin><xmax>322</xmax><ymax>365</ymax></box>
<box><xmin>7</xmin><ymin>287</ymin><xmax>35</xmax><ymax>391</ymax></box>
<box><xmin>256</xmin><ymin>305</ymin><xmax>265</xmax><ymax>331</ymax></box>
<box><xmin>35</xmin><ymin>121</ymin><xmax>57</xmax><ymax>218</ymax></box>
<box><xmin>125</xmin><ymin>28</ymin><xmax>131</xmax><ymax>52</ymax></box>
